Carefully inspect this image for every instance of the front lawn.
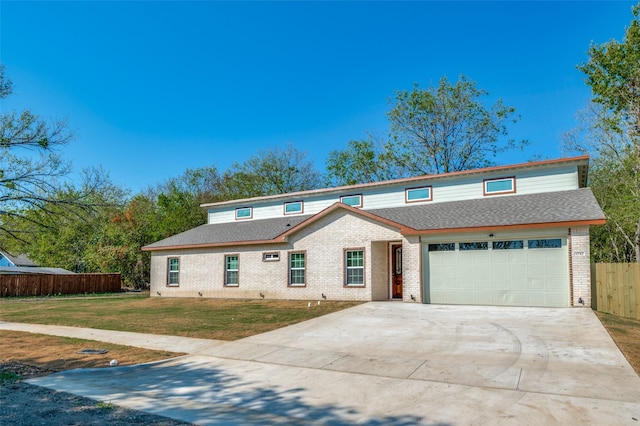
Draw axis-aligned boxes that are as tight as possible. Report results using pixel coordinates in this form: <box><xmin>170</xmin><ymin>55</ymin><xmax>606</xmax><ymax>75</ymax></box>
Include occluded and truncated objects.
<box><xmin>596</xmin><ymin>311</ymin><xmax>640</xmax><ymax>375</ymax></box>
<box><xmin>0</xmin><ymin>295</ymin><xmax>360</xmax><ymax>340</ymax></box>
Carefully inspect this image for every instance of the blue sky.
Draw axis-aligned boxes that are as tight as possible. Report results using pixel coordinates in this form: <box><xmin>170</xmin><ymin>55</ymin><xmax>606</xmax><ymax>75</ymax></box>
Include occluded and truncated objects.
<box><xmin>0</xmin><ymin>1</ymin><xmax>635</xmax><ymax>193</ymax></box>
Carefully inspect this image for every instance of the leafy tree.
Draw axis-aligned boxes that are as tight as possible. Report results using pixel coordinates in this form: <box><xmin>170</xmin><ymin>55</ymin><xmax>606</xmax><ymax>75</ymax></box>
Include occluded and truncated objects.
<box><xmin>148</xmin><ymin>166</ymin><xmax>221</xmax><ymax>236</ymax></box>
<box><xmin>0</xmin><ymin>65</ymin><xmax>97</xmax><ymax>244</ymax></box>
<box><xmin>91</xmin><ymin>194</ymin><xmax>157</xmax><ymax>288</ymax></box>
<box><xmin>576</xmin><ymin>3</ymin><xmax>640</xmax><ymax>262</ymax></box>
<box><xmin>326</xmin><ymin>138</ymin><xmax>403</xmax><ymax>186</ymax></box>
<box><xmin>220</xmin><ymin>144</ymin><xmax>322</xmax><ymax>199</ymax></box>
<box><xmin>386</xmin><ymin>76</ymin><xmax>525</xmax><ymax>175</ymax></box>
<box><xmin>578</xmin><ymin>4</ymin><xmax>640</xmax><ymax>135</ymax></box>
<box><xmin>7</xmin><ymin>169</ymin><xmax>128</xmax><ymax>271</ymax></box>
<box><xmin>563</xmin><ymin>104</ymin><xmax>639</xmax><ymax>262</ymax></box>
<box><xmin>327</xmin><ymin>75</ymin><xmax>525</xmax><ymax>185</ymax></box>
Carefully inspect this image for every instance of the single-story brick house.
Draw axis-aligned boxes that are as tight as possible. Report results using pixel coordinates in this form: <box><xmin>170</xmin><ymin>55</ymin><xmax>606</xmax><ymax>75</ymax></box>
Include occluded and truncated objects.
<box><xmin>143</xmin><ymin>155</ymin><xmax>605</xmax><ymax>308</ymax></box>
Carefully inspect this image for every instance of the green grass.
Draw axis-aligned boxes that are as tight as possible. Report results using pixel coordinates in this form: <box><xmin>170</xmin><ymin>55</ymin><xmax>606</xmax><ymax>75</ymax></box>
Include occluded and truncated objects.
<box><xmin>0</xmin><ymin>296</ymin><xmax>361</xmax><ymax>340</ymax></box>
<box><xmin>95</xmin><ymin>401</ymin><xmax>116</xmax><ymax>410</ymax></box>
<box><xmin>0</xmin><ymin>371</ymin><xmax>21</xmax><ymax>384</ymax></box>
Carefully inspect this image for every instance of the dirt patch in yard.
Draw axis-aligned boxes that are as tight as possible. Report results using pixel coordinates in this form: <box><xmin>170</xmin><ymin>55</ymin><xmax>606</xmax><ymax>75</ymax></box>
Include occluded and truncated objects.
<box><xmin>595</xmin><ymin>311</ymin><xmax>640</xmax><ymax>376</ymax></box>
<box><xmin>0</xmin><ymin>331</ymin><xmax>189</xmax><ymax>425</ymax></box>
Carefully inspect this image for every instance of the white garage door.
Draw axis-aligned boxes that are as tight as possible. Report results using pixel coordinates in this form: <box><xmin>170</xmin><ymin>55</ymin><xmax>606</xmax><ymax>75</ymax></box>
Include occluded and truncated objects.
<box><xmin>424</xmin><ymin>237</ymin><xmax>569</xmax><ymax>307</ymax></box>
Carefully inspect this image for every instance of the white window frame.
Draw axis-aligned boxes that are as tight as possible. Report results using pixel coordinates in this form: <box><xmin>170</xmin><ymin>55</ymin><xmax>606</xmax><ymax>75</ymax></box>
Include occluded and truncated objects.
<box><xmin>224</xmin><ymin>254</ymin><xmax>239</xmax><ymax>286</ymax></box>
<box><xmin>405</xmin><ymin>186</ymin><xmax>432</xmax><ymax>203</ymax></box>
<box><xmin>262</xmin><ymin>252</ymin><xmax>280</xmax><ymax>262</ymax></box>
<box><xmin>483</xmin><ymin>177</ymin><xmax>516</xmax><ymax>196</ymax></box>
<box><xmin>284</xmin><ymin>201</ymin><xmax>303</xmax><ymax>215</ymax></box>
<box><xmin>235</xmin><ymin>207</ymin><xmax>253</xmax><ymax>220</ymax></box>
<box><xmin>340</xmin><ymin>194</ymin><xmax>363</xmax><ymax>208</ymax></box>
<box><xmin>344</xmin><ymin>248</ymin><xmax>365</xmax><ymax>287</ymax></box>
<box><xmin>288</xmin><ymin>251</ymin><xmax>306</xmax><ymax>287</ymax></box>
<box><xmin>167</xmin><ymin>257</ymin><xmax>180</xmax><ymax>287</ymax></box>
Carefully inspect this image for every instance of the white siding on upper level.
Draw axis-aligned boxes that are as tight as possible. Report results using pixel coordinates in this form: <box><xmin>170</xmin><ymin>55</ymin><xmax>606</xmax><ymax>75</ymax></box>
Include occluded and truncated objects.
<box><xmin>208</xmin><ymin>165</ymin><xmax>579</xmax><ymax>225</ymax></box>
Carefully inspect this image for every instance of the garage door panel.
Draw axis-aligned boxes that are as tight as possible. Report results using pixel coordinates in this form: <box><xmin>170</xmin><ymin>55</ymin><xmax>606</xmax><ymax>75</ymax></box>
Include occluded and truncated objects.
<box><xmin>546</xmin><ymin>264</ymin><xmax>566</xmax><ymax>277</ymax></box>
<box><xmin>426</xmin><ymin>236</ymin><xmax>569</xmax><ymax>307</ymax></box>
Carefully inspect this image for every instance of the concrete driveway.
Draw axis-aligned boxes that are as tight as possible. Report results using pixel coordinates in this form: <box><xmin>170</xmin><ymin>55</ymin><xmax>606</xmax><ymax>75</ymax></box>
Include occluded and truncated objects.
<box><xmin>15</xmin><ymin>302</ymin><xmax>640</xmax><ymax>425</ymax></box>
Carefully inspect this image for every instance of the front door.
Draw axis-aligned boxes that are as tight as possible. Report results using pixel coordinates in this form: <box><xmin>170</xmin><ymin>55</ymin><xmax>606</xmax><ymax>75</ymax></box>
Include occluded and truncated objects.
<box><xmin>391</xmin><ymin>244</ymin><xmax>403</xmax><ymax>298</ymax></box>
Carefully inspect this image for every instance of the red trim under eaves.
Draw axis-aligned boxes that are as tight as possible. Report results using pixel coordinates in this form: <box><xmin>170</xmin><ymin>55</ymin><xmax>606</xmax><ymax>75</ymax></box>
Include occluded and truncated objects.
<box><xmin>142</xmin><ymin>207</ymin><xmax>605</xmax><ymax>252</ymax></box>
<box><xmin>142</xmin><ymin>238</ymin><xmax>285</xmax><ymax>252</ymax></box>
<box><xmin>143</xmin><ymin>203</ymin><xmax>417</xmax><ymax>252</ymax></box>
<box><xmin>275</xmin><ymin>202</ymin><xmax>417</xmax><ymax>239</ymax></box>
<box><xmin>405</xmin><ymin>219</ymin><xmax>606</xmax><ymax>236</ymax></box>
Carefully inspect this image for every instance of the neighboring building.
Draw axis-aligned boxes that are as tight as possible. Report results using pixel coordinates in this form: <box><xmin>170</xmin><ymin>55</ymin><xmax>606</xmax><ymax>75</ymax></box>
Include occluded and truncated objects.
<box><xmin>0</xmin><ymin>250</ymin><xmax>37</xmax><ymax>268</ymax></box>
<box><xmin>0</xmin><ymin>250</ymin><xmax>74</xmax><ymax>275</ymax></box>
<box><xmin>143</xmin><ymin>156</ymin><xmax>605</xmax><ymax>308</ymax></box>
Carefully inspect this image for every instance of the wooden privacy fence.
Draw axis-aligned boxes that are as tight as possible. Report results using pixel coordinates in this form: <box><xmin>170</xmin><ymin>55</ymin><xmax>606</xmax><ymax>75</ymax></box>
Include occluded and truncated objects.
<box><xmin>0</xmin><ymin>274</ymin><xmax>122</xmax><ymax>297</ymax></box>
<box><xmin>591</xmin><ymin>263</ymin><xmax>640</xmax><ymax>320</ymax></box>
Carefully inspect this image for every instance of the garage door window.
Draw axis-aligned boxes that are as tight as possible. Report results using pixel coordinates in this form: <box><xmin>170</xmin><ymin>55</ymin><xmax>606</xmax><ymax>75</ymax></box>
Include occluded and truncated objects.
<box><xmin>428</xmin><ymin>243</ymin><xmax>455</xmax><ymax>251</ymax></box>
<box><xmin>528</xmin><ymin>239</ymin><xmax>562</xmax><ymax>249</ymax></box>
<box><xmin>492</xmin><ymin>240</ymin><xmax>524</xmax><ymax>250</ymax></box>
<box><xmin>459</xmin><ymin>242</ymin><xmax>488</xmax><ymax>250</ymax></box>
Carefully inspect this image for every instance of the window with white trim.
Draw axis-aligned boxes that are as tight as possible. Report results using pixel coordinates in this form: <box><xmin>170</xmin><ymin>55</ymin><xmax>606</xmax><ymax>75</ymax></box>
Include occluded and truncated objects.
<box><xmin>262</xmin><ymin>252</ymin><xmax>280</xmax><ymax>262</ymax></box>
<box><xmin>484</xmin><ymin>177</ymin><xmax>516</xmax><ymax>195</ymax></box>
<box><xmin>225</xmin><ymin>255</ymin><xmax>239</xmax><ymax>286</ymax></box>
<box><xmin>405</xmin><ymin>186</ymin><xmax>432</xmax><ymax>203</ymax></box>
<box><xmin>345</xmin><ymin>249</ymin><xmax>364</xmax><ymax>286</ymax></box>
<box><xmin>289</xmin><ymin>252</ymin><xmax>305</xmax><ymax>286</ymax></box>
<box><xmin>235</xmin><ymin>207</ymin><xmax>252</xmax><ymax>220</ymax></box>
<box><xmin>167</xmin><ymin>257</ymin><xmax>179</xmax><ymax>286</ymax></box>
<box><xmin>340</xmin><ymin>194</ymin><xmax>363</xmax><ymax>208</ymax></box>
<box><xmin>284</xmin><ymin>201</ymin><xmax>303</xmax><ymax>215</ymax></box>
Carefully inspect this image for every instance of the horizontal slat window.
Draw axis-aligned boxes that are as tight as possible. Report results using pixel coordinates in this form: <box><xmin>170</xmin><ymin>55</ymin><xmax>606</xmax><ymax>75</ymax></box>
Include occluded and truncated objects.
<box><xmin>528</xmin><ymin>239</ymin><xmax>562</xmax><ymax>249</ymax></box>
<box><xmin>235</xmin><ymin>207</ymin><xmax>252</xmax><ymax>220</ymax></box>
<box><xmin>340</xmin><ymin>194</ymin><xmax>363</xmax><ymax>208</ymax></box>
<box><xmin>284</xmin><ymin>201</ymin><xmax>303</xmax><ymax>215</ymax></box>
<box><xmin>484</xmin><ymin>177</ymin><xmax>516</xmax><ymax>195</ymax></box>
<box><xmin>493</xmin><ymin>240</ymin><xmax>524</xmax><ymax>250</ymax></box>
<box><xmin>406</xmin><ymin>186</ymin><xmax>432</xmax><ymax>203</ymax></box>
<box><xmin>459</xmin><ymin>242</ymin><xmax>488</xmax><ymax>251</ymax></box>
<box><xmin>428</xmin><ymin>243</ymin><xmax>455</xmax><ymax>252</ymax></box>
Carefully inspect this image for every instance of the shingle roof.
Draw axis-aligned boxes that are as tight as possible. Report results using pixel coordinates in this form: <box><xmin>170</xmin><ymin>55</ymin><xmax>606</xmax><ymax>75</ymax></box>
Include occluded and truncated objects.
<box><xmin>144</xmin><ymin>188</ymin><xmax>605</xmax><ymax>250</ymax></box>
<box><xmin>143</xmin><ymin>214</ymin><xmax>311</xmax><ymax>250</ymax></box>
<box><xmin>0</xmin><ymin>250</ymin><xmax>37</xmax><ymax>267</ymax></box>
<box><xmin>0</xmin><ymin>266</ymin><xmax>75</xmax><ymax>275</ymax></box>
<box><xmin>369</xmin><ymin>188</ymin><xmax>605</xmax><ymax>231</ymax></box>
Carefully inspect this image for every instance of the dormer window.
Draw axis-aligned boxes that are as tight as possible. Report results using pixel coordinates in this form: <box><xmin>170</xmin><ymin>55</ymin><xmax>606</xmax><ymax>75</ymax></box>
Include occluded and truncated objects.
<box><xmin>235</xmin><ymin>207</ymin><xmax>253</xmax><ymax>220</ymax></box>
<box><xmin>340</xmin><ymin>194</ymin><xmax>363</xmax><ymax>208</ymax></box>
<box><xmin>484</xmin><ymin>177</ymin><xmax>516</xmax><ymax>196</ymax></box>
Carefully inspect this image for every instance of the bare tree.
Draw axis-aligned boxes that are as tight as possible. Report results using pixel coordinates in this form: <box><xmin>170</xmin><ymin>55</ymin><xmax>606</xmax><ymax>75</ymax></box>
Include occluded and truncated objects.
<box><xmin>0</xmin><ymin>65</ymin><xmax>99</xmax><ymax>242</ymax></box>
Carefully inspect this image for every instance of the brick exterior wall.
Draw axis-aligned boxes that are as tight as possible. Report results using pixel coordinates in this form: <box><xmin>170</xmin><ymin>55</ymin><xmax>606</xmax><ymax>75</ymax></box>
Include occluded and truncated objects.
<box><xmin>150</xmin><ymin>210</ymin><xmax>408</xmax><ymax>301</ymax></box>
<box><xmin>569</xmin><ymin>226</ymin><xmax>591</xmax><ymax>307</ymax></box>
<box><xmin>401</xmin><ymin>235</ymin><xmax>422</xmax><ymax>303</ymax></box>
<box><xmin>149</xmin><ymin>214</ymin><xmax>594</xmax><ymax>307</ymax></box>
